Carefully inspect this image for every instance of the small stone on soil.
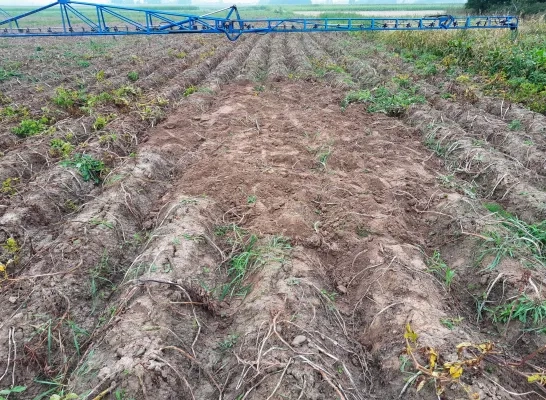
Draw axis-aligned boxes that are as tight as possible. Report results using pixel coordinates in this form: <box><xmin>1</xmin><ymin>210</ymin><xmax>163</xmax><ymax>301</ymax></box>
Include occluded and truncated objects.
<box><xmin>291</xmin><ymin>335</ymin><xmax>307</xmax><ymax>347</ymax></box>
<box><xmin>8</xmin><ymin>296</ymin><xmax>17</xmax><ymax>303</ymax></box>
<box><xmin>336</xmin><ymin>285</ymin><xmax>347</xmax><ymax>295</ymax></box>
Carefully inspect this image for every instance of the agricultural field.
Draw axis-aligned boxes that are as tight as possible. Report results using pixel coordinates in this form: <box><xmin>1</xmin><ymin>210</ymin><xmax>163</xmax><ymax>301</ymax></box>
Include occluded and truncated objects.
<box><xmin>0</xmin><ymin>6</ymin><xmax>546</xmax><ymax>400</ymax></box>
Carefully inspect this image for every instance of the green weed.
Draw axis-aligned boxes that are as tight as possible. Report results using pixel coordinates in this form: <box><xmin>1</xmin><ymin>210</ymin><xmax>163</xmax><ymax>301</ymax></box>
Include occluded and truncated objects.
<box><xmin>320</xmin><ymin>289</ymin><xmax>338</xmax><ymax>302</ymax></box>
<box><xmin>268</xmin><ymin>235</ymin><xmax>292</xmax><ymax>250</ymax></box>
<box><xmin>0</xmin><ymin>69</ymin><xmax>21</xmax><ymax>82</ymax></box>
<box><xmin>217</xmin><ymin>230</ymin><xmax>291</xmax><ymax>300</ymax></box>
<box><xmin>218</xmin><ymin>333</ymin><xmax>239</xmax><ymax>352</ymax></box>
<box><xmin>220</xmin><ymin>234</ymin><xmax>261</xmax><ymax>300</ymax></box>
<box><xmin>0</xmin><ymin>386</ymin><xmax>26</xmax><ymax>400</ymax></box>
<box><xmin>341</xmin><ymin>85</ymin><xmax>425</xmax><ymax>116</ymax></box>
<box><xmin>65</xmin><ymin>320</ymin><xmax>89</xmax><ymax>356</ymax></box>
<box><xmin>316</xmin><ymin>146</ymin><xmax>332</xmax><ymax>169</ymax></box>
<box><xmin>181</xmin><ymin>233</ymin><xmax>204</xmax><ymax>242</ymax></box>
<box><xmin>488</xmin><ymin>295</ymin><xmax>546</xmax><ymax>328</ymax></box>
<box><xmin>247</xmin><ymin>194</ymin><xmax>257</xmax><ymax>204</ymax></box>
<box><xmin>440</xmin><ymin>316</ymin><xmax>464</xmax><ymax>330</ymax></box>
<box><xmin>426</xmin><ymin>250</ymin><xmax>456</xmax><ymax>290</ymax></box>
<box><xmin>127</xmin><ymin>71</ymin><xmax>139</xmax><ymax>82</ymax></box>
<box><xmin>61</xmin><ymin>153</ymin><xmax>105</xmax><ymax>184</ymax></box>
<box><xmin>89</xmin><ymin>219</ymin><xmax>114</xmax><ymax>229</ymax></box>
<box><xmin>89</xmin><ymin>253</ymin><xmax>113</xmax><ymax>314</ymax></box>
<box><xmin>476</xmin><ymin>203</ymin><xmax>545</xmax><ymax>270</ymax></box>
<box><xmin>215</xmin><ymin>223</ymin><xmax>246</xmax><ymax>238</ymax></box>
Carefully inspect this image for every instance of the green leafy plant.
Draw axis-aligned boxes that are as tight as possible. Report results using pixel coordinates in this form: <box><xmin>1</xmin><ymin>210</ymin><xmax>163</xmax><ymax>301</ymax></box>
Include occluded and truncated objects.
<box><xmin>92</xmin><ymin>114</ymin><xmax>114</xmax><ymax>131</ymax></box>
<box><xmin>61</xmin><ymin>153</ymin><xmax>105</xmax><ymax>184</ymax></box>
<box><xmin>2</xmin><ymin>238</ymin><xmax>19</xmax><ymax>254</ymax></box>
<box><xmin>12</xmin><ymin>117</ymin><xmax>50</xmax><ymax>137</ymax></box>
<box><xmin>52</xmin><ymin>87</ymin><xmax>87</xmax><ymax>109</ymax></box>
<box><xmin>183</xmin><ymin>85</ymin><xmax>197</xmax><ymax>97</ymax></box>
<box><xmin>50</xmin><ymin>138</ymin><xmax>73</xmax><ymax>158</ymax></box>
<box><xmin>2</xmin><ymin>178</ymin><xmax>19</xmax><ymax>196</ymax></box>
<box><xmin>96</xmin><ymin>70</ymin><xmax>105</xmax><ymax>81</ymax></box>
<box><xmin>0</xmin><ymin>105</ymin><xmax>29</xmax><ymax>122</ymax></box>
<box><xmin>85</xmin><ymin>92</ymin><xmax>113</xmax><ymax>110</ymax></box>
<box><xmin>508</xmin><ymin>119</ymin><xmax>523</xmax><ymax>131</ymax></box>
<box><xmin>98</xmin><ymin>133</ymin><xmax>117</xmax><ymax>145</ymax></box>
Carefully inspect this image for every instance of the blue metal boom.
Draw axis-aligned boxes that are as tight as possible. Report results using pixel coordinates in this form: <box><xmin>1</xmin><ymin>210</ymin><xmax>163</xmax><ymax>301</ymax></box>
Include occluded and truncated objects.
<box><xmin>0</xmin><ymin>1</ymin><xmax>518</xmax><ymax>41</ymax></box>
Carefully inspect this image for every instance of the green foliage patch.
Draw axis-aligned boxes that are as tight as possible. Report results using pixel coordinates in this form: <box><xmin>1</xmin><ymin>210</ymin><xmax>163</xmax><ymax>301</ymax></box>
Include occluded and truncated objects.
<box><xmin>342</xmin><ymin>83</ymin><xmax>425</xmax><ymax>116</ymax></box>
<box><xmin>381</xmin><ymin>29</ymin><xmax>546</xmax><ymax>114</ymax></box>
<box><xmin>61</xmin><ymin>153</ymin><xmax>105</xmax><ymax>184</ymax></box>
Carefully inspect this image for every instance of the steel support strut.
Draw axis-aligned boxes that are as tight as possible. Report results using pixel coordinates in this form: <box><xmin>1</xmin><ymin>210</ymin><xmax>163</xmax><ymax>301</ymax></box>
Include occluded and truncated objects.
<box><xmin>0</xmin><ymin>1</ymin><xmax>518</xmax><ymax>41</ymax></box>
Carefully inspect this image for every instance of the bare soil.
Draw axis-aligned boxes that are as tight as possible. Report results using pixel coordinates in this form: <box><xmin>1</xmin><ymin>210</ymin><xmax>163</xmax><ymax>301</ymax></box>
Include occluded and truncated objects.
<box><xmin>0</xmin><ymin>33</ymin><xmax>545</xmax><ymax>400</ymax></box>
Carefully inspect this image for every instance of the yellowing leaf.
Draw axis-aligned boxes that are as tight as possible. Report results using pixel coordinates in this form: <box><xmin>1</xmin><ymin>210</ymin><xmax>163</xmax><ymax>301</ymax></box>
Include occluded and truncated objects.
<box><xmin>404</xmin><ymin>323</ymin><xmax>418</xmax><ymax>343</ymax></box>
<box><xmin>0</xmin><ymin>263</ymin><xmax>6</xmax><ymax>278</ymax></box>
<box><xmin>456</xmin><ymin>342</ymin><xmax>472</xmax><ymax>349</ymax></box>
<box><xmin>427</xmin><ymin>347</ymin><xmax>438</xmax><ymax>371</ymax></box>
<box><xmin>449</xmin><ymin>364</ymin><xmax>463</xmax><ymax>379</ymax></box>
<box><xmin>477</xmin><ymin>342</ymin><xmax>493</xmax><ymax>353</ymax></box>
<box><xmin>436</xmin><ymin>384</ymin><xmax>445</xmax><ymax>395</ymax></box>
<box><xmin>416</xmin><ymin>379</ymin><xmax>426</xmax><ymax>392</ymax></box>
<box><xmin>528</xmin><ymin>374</ymin><xmax>546</xmax><ymax>384</ymax></box>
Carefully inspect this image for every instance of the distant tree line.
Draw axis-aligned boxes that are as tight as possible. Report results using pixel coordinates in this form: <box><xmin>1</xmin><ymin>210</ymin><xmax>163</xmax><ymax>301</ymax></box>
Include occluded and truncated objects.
<box><xmin>466</xmin><ymin>0</ymin><xmax>546</xmax><ymax>14</ymax></box>
<box><xmin>111</xmin><ymin>0</ymin><xmax>192</xmax><ymax>5</ymax></box>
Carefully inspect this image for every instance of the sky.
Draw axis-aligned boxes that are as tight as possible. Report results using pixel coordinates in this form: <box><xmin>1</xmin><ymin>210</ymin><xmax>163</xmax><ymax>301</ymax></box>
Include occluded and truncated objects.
<box><xmin>0</xmin><ymin>0</ymin><xmax>464</xmax><ymax>6</ymax></box>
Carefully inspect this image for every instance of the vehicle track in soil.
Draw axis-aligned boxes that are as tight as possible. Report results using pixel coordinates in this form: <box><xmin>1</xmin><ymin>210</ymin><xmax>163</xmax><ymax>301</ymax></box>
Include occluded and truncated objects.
<box><xmin>0</xmin><ymin>33</ymin><xmax>545</xmax><ymax>400</ymax></box>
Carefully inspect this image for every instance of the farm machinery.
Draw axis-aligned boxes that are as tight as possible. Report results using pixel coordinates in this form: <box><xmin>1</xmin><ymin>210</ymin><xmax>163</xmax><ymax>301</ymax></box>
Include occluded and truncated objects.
<box><xmin>0</xmin><ymin>0</ymin><xmax>518</xmax><ymax>41</ymax></box>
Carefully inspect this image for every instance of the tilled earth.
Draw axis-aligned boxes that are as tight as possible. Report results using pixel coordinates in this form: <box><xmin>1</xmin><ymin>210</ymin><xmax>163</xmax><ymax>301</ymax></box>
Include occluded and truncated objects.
<box><xmin>0</xmin><ymin>32</ymin><xmax>545</xmax><ymax>400</ymax></box>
